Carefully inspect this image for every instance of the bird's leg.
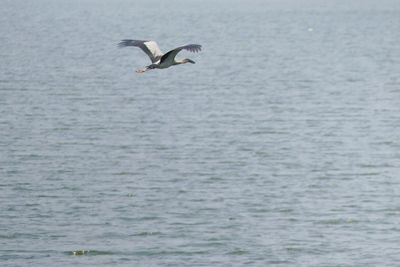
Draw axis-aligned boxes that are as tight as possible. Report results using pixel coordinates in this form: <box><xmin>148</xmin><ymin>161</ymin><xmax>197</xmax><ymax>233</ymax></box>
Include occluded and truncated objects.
<box><xmin>135</xmin><ymin>67</ymin><xmax>149</xmax><ymax>73</ymax></box>
<box><xmin>136</xmin><ymin>64</ymin><xmax>158</xmax><ymax>73</ymax></box>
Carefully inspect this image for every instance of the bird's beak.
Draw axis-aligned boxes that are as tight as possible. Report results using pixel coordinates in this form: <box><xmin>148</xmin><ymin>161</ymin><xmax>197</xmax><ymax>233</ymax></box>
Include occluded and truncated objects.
<box><xmin>187</xmin><ymin>59</ymin><xmax>195</xmax><ymax>64</ymax></box>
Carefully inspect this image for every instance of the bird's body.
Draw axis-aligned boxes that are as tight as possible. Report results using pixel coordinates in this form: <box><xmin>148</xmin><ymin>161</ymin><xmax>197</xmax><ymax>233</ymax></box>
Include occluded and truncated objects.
<box><xmin>118</xmin><ymin>40</ymin><xmax>201</xmax><ymax>73</ymax></box>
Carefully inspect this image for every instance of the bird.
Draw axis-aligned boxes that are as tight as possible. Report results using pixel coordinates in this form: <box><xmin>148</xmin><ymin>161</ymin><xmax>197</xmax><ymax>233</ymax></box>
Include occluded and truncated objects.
<box><xmin>118</xmin><ymin>40</ymin><xmax>202</xmax><ymax>73</ymax></box>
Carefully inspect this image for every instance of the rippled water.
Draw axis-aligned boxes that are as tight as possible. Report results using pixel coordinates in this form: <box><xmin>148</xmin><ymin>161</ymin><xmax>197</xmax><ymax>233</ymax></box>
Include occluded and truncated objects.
<box><xmin>1</xmin><ymin>0</ymin><xmax>400</xmax><ymax>266</ymax></box>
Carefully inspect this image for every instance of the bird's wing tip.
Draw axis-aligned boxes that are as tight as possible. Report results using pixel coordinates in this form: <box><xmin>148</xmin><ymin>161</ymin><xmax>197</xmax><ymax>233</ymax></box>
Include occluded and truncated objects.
<box><xmin>117</xmin><ymin>40</ymin><xmax>130</xmax><ymax>47</ymax></box>
<box><xmin>183</xmin><ymin>44</ymin><xmax>202</xmax><ymax>52</ymax></box>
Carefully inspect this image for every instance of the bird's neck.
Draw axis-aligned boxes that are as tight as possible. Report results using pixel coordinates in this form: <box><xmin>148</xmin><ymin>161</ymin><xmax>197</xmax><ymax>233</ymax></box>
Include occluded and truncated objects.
<box><xmin>173</xmin><ymin>60</ymin><xmax>185</xmax><ymax>65</ymax></box>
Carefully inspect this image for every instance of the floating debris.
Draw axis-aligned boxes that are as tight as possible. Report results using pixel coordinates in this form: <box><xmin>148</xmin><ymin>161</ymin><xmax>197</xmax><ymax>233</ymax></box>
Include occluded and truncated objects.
<box><xmin>71</xmin><ymin>249</ymin><xmax>90</xmax><ymax>256</ymax></box>
<box><xmin>67</xmin><ymin>249</ymin><xmax>114</xmax><ymax>256</ymax></box>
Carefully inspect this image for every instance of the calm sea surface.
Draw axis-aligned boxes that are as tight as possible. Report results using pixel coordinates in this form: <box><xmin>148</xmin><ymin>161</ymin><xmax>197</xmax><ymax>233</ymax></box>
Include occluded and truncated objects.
<box><xmin>1</xmin><ymin>0</ymin><xmax>400</xmax><ymax>266</ymax></box>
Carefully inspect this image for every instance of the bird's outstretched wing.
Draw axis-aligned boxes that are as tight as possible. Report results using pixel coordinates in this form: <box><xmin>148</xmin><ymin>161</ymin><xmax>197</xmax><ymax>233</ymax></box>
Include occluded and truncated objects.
<box><xmin>159</xmin><ymin>44</ymin><xmax>202</xmax><ymax>65</ymax></box>
<box><xmin>118</xmin><ymin>40</ymin><xmax>163</xmax><ymax>63</ymax></box>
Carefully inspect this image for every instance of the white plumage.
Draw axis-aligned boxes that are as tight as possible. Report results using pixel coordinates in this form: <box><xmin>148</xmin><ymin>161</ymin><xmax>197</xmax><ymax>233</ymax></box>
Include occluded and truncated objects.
<box><xmin>118</xmin><ymin>40</ymin><xmax>202</xmax><ymax>73</ymax></box>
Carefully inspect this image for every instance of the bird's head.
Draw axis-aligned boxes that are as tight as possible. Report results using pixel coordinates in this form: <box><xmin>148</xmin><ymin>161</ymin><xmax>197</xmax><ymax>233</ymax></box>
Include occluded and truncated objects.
<box><xmin>182</xmin><ymin>58</ymin><xmax>195</xmax><ymax>64</ymax></box>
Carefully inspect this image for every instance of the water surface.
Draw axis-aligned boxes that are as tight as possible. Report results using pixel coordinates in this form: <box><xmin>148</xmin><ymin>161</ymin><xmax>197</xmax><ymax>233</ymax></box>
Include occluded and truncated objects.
<box><xmin>1</xmin><ymin>0</ymin><xmax>400</xmax><ymax>266</ymax></box>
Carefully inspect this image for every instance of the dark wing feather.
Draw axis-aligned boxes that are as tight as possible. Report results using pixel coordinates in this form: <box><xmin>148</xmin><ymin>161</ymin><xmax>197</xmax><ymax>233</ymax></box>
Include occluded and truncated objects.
<box><xmin>118</xmin><ymin>39</ymin><xmax>163</xmax><ymax>63</ymax></box>
<box><xmin>160</xmin><ymin>44</ymin><xmax>202</xmax><ymax>64</ymax></box>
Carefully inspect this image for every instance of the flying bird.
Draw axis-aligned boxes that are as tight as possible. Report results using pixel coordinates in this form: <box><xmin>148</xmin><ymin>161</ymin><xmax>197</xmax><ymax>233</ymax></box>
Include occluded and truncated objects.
<box><xmin>118</xmin><ymin>40</ymin><xmax>202</xmax><ymax>73</ymax></box>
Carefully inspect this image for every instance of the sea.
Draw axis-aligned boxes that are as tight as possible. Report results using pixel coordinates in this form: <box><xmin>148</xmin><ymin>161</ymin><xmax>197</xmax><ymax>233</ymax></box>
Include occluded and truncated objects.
<box><xmin>1</xmin><ymin>0</ymin><xmax>400</xmax><ymax>266</ymax></box>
